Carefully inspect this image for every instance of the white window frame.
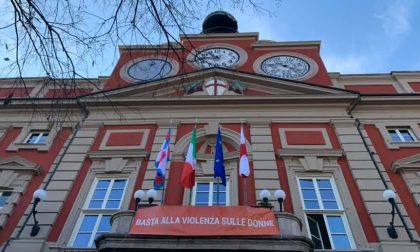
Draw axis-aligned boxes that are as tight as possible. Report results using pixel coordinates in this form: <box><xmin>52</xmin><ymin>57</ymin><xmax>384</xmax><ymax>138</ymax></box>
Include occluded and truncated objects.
<box><xmin>297</xmin><ymin>177</ymin><xmax>356</xmax><ymax>250</ymax></box>
<box><xmin>387</xmin><ymin>127</ymin><xmax>418</xmax><ymax>143</ymax></box>
<box><xmin>376</xmin><ymin>123</ymin><xmax>420</xmax><ymax>149</ymax></box>
<box><xmin>7</xmin><ymin>124</ymin><xmax>60</xmax><ymax>151</ymax></box>
<box><xmin>191</xmin><ymin>179</ymin><xmax>230</xmax><ymax>206</ymax></box>
<box><xmin>24</xmin><ymin>131</ymin><xmax>50</xmax><ymax>144</ymax></box>
<box><xmin>69</xmin><ymin>178</ymin><xmax>128</xmax><ymax>248</ymax></box>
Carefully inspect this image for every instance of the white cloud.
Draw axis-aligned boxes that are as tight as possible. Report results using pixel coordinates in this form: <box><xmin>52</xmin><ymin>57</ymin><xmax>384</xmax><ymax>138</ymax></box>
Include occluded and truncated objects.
<box><xmin>376</xmin><ymin>0</ymin><xmax>412</xmax><ymax>37</ymax></box>
<box><xmin>322</xmin><ymin>54</ymin><xmax>367</xmax><ymax>74</ymax></box>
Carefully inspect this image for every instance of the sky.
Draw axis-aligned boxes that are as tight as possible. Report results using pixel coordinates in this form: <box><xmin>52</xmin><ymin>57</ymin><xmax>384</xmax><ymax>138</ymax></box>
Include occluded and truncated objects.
<box><xmin>227</xmin><ymin>0</ymin><xmax>420</xmax><ymax>74</ymax></box>
<box><xmin>0</xmin><ymin>0</ymin><xmax>419</xmax><ymax>77</ymax></box>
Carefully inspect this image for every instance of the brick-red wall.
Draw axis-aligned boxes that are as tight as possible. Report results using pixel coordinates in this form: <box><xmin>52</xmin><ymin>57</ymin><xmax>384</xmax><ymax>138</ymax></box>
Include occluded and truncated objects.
<box><xmin>364</xmin><ymin>124</ymin><xmax>420</xmax><ymax>236</ymax></box>
<box><xmin>0</xmin><ymin>128</ymin><xmax>70</xmax><ymax>246</ymax></box>
<box><xmin>47</xmin><ymin>124</ymin><xmax>157</xmax><ymax>241</ymax></box>
<box><xmin>271</xmin><ymin>123</ymin><xmax>378</xmax><ymax>242</ymax></box>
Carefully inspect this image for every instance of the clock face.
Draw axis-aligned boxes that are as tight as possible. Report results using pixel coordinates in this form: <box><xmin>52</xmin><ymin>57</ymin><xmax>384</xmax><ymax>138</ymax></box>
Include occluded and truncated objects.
<box><xmin>127</xmin><ymin>59</ymin><xmax>173</xmax><ymax>81</ymax></box>
<box><xmin>194</xmin><ymin>47</ymin><xmax>240</xmax><ymax>68</ymax></box>
<box><xmin>260</xmin><ymin>55</ymin><xmax>310</xmax><ymax>79</ymax></box>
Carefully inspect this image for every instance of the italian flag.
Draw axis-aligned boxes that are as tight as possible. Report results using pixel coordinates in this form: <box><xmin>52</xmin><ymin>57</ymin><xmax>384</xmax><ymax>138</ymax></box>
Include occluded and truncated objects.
<box><xmin>181</xmin><ymin>128</ymin><xmax>197</xmax><ymax>188</ymax></box>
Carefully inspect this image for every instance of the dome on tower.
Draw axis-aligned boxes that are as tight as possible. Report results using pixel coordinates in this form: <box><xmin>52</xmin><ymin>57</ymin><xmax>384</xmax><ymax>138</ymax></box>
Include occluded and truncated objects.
<box><xmin>202</xmin><ymin>11</ymin><xmax>238</xmax><ymax>34</ymax></box>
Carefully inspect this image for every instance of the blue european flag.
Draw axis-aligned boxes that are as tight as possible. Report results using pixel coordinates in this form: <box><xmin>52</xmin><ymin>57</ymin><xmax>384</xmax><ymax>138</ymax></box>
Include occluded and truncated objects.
<box><xmin>214</xmin><ymin>127</ymin><xmax>226</xmax><ymax>186</ymax></box>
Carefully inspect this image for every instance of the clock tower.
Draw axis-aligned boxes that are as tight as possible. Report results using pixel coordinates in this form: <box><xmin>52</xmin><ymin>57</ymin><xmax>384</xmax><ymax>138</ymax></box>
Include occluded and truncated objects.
<box><xmin>104</xmin><ymin>11</ymin><xmax>333</xmax><ymax>90</ymax></box>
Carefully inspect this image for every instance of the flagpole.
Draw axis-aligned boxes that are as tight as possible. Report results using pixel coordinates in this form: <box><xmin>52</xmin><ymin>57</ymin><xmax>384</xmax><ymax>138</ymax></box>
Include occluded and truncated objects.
<box><xmin>239</xmin><ymin>121</ymin><xmax>250</xmax><ymax>206</ymax></box>
<box><xmin>216</xmin><ymin>177</ymin><xmax>220</xmax><ymax>205</ymax></box>
<box><xmin>216</xmin><ymin>124</ymin><xmax>220</xmax><ymax>206</ymax></box>
<box><xmin>240</xmin><ymin>120</ymin><xmax>245</xmax><ymax>205</ymax></box>
<box><xmin>243</xmin><ymin>175</ymin><xmax>248</xmax><ymax>206</ymax></box>
<box><xmin>160</xmin><ymin>119</ymin><xmax>173</xmax><ymax>204</ymax></box>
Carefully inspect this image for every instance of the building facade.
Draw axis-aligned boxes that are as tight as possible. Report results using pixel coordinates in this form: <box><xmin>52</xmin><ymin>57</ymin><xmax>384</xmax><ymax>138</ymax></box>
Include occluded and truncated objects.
<box><xmin>0</xmin><ymin>12</ymin><xmax>420</xmax><ymax>252</ymax></box>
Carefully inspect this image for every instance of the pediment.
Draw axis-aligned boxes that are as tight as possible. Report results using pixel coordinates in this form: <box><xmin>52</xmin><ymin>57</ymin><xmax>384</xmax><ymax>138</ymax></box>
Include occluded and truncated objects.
<box><xmin>392</xmin><ymin>154</ymin><xmax>420</xmax><ymax>173</ymax></box>
<box><xmin>102</xmin><ymin>68</ymin><xmax>353</xmax><ymax>99</ymax></box>
<box><xmin>0</xmin><ymin>156</ymin><xmax>40</xmax><ymax>174</ymax></box>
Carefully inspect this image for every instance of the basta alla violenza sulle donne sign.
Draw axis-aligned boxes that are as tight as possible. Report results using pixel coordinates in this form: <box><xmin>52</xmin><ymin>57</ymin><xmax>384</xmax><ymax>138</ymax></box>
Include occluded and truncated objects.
<box><xmin>129</xmin><ymin>205</ymin><xmax>280</xmax><ymax>236</ymax></box>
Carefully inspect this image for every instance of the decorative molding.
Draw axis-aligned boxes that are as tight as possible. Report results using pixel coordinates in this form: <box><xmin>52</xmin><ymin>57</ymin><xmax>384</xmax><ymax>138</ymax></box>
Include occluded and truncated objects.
<box><xmin>276</xmin><ymin>148</ymin><xmax>343</xmax><ymax>158</ymax></box>
<box><xmin>88</xmin><ymin>150</ymin><xmax>149</xmax><ymax>159</ymax></box>
<box><xmin>196</xmin><ymin>151</ymin><xmax>241</xmax><ymax>161</ymax></box>
<box><xmin>248</xmin><ymin>120</ymin><xmax>271</xmax><ymax>127</ymax></box>
<box><xmin>375</xmin><ymin>122</ymin><xmax>420</xmax><ymax>149</ymax></box>
<box><xmin>0</xmin><ymin>156</ymin><xmax>41</xmax><ymax>228</ymax></box>
<box><xmin>252</xmin><ymin>51</ymin><xmax>319</xmax><ymax>81</ymax></box>
<box><xmin>392</xmin><ymin>154</ymin><xmax>420</xmax><ymax>173</ymax></box>
<box><xmin>279</xmin><ymin>128</ymin><xmax>332</xmax><ymax>149</ymax></box>
<box><xmin>186</xmin><ymin>43</ymin><xmax>249</xmax><ymax>70</ymax></box>
<box><xmin>284</xmin><ymin>158</ymin><xmax>369</xmax><ymax>248</ymax></box>
<box><xmin>330</xmin><ymin>119</ymin><xmax>357</xmax><ymax>128</ymax></box>
<box><xmin>204</xmin><ymin>121</ymin><xmax>219</xmax><ymax>135</ymax></box>
<box><xmin>119</xmin><ymin>56</ymin><xmax>180</xmax><ymax>83</ymax></box>
<box><xmin>99</xmin><ymin>129</ymin><xmax>150</xmax><ymax>151</ymax></box>
<box><xmin>299</xmin><ymin>156</ymin><xmax>324</xmax><ymax>172</ymax></box>
<box><xmin>156</xmin><ymin>120</ymin><xmax>180</xmax><ymax>128</ymax></box>
<box><xmin>0</xmin><ymin>156</ymin><xmax>41</xmax><ymax>174</ymax></box>
<box><xmin>7</xmin><ymin>123</ymin><xmax>60</xmax><ymax>152</ymax></box>
<box><xmin>56</xmin><ymin>158</ymin><xmax>141</xmax><ymax>247</ymax></box>
<box><xmin>104</xmin><ymin>158</ymin><xmax>128</xmax><ymax>173</ymax></box>
<box><xmin>182</xmin><ymin>160</ymin><xmax>239</xmax><ymax>206</ymax></box>
<box><xmin>391</xmin><ymin>154</ymin><xmax>420</xmax><ymax>207</ymax></box>
<box><xmin>173</xmin><ymin>126</ymin><xmax>251</xmax><ymax>158</ymax></box>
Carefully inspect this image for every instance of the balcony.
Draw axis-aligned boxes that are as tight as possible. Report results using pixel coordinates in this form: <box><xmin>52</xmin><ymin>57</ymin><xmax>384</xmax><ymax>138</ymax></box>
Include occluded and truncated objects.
<box><xmin>95</xmin><ymin>207</ymin><xmax>313</xmax><ymax>252</ymax></box>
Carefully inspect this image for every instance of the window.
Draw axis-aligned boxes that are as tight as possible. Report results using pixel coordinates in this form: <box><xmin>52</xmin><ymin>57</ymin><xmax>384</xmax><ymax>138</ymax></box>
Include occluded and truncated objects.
<box><xmin>298</xmin><ymin>177</ymin><xmax>355</xmax><ymax>250</ymax></box>
<box><xmin>387</xmin><ymin>127</ymin><xmax>417</xmax><ymax>143</ymax></box>
<box><xmin>191</xmin><ymin>180</ymin><xmax>229</xmax><ymax>206</ymax></box>
<box><xmin>25</xmin><ymin>131</ymin><xmax>50</xmax><ymax>144</ymax></box>
<box><xmin>70</xmin><ymin>178</ymin><xmax>128</xmax><ymax>248</ymax></box>
<box><xmin>0</xmin><ymin>191</ymin><xmax>12</xmax><ymax>209</ymax></box>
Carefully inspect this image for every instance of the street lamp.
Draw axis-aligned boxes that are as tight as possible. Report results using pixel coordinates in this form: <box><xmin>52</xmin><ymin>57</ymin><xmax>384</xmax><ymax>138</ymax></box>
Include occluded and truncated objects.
<box><xmin>133</xmin><ymin>190</ymin><xmax>145</xmax><ymax>211</ymax></box>
<box><xmin>274</xmin><ymin>189</ymin><xmax>286</xmax><ymax>212</ymax></box>
<box><xmin>146</xmin><ymin>189</ymin><xmax>158</xmax><ymax>205</ymax></box>
<box><xmin>30</xmin><ymin>189</ymin><xmax>47</xmax><ymax>236</ymax></box>
<box><xmin>383</xmin><ymin>189</ymin><xmax>398</xmax><ymax>239</ymax></box>
<box><xmin>259</xmin><ymin>189</ymin><xmax>271</xmax><ymax>207</ymax></box>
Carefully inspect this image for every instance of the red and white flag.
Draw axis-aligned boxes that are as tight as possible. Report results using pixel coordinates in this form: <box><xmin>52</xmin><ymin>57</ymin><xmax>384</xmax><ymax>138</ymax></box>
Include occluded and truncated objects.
<box><xmin>239</xmin><ymin>125</ymin><xmax>250</xmax><ymax>177</ymax></box>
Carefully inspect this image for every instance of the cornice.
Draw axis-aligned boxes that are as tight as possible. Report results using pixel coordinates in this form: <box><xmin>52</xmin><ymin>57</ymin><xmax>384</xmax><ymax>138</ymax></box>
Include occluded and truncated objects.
<box><xmin>251</xmin><ymin>41</ymin><xmax>321</xmax><ymax>52</ymax></box>
<box><xmin>81</xmin><ymin>94</ymin><xmax>358</xmax><ymax>107</ymax></box>
<box><xmin>330</xmin><ymin>71</ymin><xmax>420</xmax><ymax>81</ymax></box>
<box><xmin>118</xmin><ymin>43</ymin><xmax>183</xmax><ymax>53</ymax></box>
<box><xmin>391</xmin><ymin>154</ymin><xmax>420</xmax><ymax>173</ymax></box>
<box><xmin>359</xmin><ymin>95</ymin><xmax>420</xmax><ymax>105</ymax></box>
<box><xmin>180</xmin><ymin>32</ymin><xmax>259</xmax><ymax>41</ymax></box>
<box><xmin>0</xmin><ymin>156</ymin><xmax>41</xmax><ymax>174</ymax></box>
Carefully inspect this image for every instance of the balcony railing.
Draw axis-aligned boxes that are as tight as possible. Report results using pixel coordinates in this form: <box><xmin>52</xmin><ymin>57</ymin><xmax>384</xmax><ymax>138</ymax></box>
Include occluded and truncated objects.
<box><xmin>95</xmin><ymin>207</ymin><xmax>314</xmax><ymax>252</ymax></box>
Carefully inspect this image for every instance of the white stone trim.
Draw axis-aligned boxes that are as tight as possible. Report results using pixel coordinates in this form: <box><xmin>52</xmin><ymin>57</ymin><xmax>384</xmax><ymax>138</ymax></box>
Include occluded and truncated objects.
<box><xmin>186</xmin><ymin>43</ymin><xmax>249</xmax><ymax>70</ymax></box>
<box><xmin>279</xmin><ymin>128</ymin><xmax>332</xmax><ymax>149</ymax></box>
<box><xmin>0</xmin><ymin>156</ymin><xmax>40</xmax><ymax>228</ymax></box>
<box><xmin>68</xmin><ymin>177</ymin><xmax>129</xmax><ymax>247</ymax></box>
<box><xmin>190</xmin><ymin>179</ymin><xmax>230</xmax><ymax>206</ymax></box>
<box><xmin>56</xmin><ymin>158</ymin><xmax>141</xmax><ymax>248</ymax></box>
<box><xmin>253</xmin><ymin>51</ymin><xmax>318</xmax><ymax>81</ymax></box>
<box><xmin>392</xmin><ymin>154</ymin><xmax>420</xmax><ymax>207</ymax></box>
<box><xmin>99</xmin><ymin>129</ymin><xmax>150</xmax><ymax>150</ymax></box>
<box><xmin>7</xmin><ymin>123</ymin><xmax>59</xmax><ymax>152</ymax></box>
<box><xmin>284</xmin><ymin>156</ymin><xmax>369</xmax><ymax>249</ymax></box>
<box><xmin>178</xmin><ymin>126</ymin><xmax>242</xmax><ymax>206</ymax></box>
<box><xmin>119</xmin><ymin>56</ymin><xmax>180</xmax><ymax>83</ymax></box>
<box><xmin>375</xmin><ymin>122</ymin><xmax>420</xmax><ymax>149</ymax></box>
